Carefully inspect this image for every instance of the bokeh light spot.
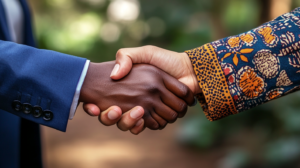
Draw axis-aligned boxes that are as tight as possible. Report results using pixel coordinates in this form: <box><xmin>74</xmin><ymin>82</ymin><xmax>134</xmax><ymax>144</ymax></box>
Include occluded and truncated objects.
<box><xmin>69</xmin><ymin>13</ymin><xmax>102</xmax><ymax>38</ymax></box>
<box><xmin>100</xmin><ymin>22</ymin><xmax>121</xmax><ymax>43</ymax></box>
<box><xmin>107</xmin><ymin>0</ymin><xmax>140</xmax><ymax>22</ymax></box>
<box><xmin>127</xmin><ymin>21</ymin><xmax>150</xmax><ymax>41</ymax></box>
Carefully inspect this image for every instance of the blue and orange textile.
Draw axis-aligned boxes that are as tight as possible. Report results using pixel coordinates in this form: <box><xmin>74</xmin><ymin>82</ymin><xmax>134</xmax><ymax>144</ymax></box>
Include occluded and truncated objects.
<box><xmin>186</xmin><ymin>8</ymin><xmax>300</xmax><ymax>121</ymax></box>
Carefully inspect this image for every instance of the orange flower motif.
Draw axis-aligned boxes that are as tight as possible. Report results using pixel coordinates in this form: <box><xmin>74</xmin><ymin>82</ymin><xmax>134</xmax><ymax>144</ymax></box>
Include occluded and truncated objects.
<box><xmin>221</xmin><ymin>48</ymin><xmax>254</xmax><ymax>66</ymax></box>
<box><xmin>265</xmin><ymin>88</ymin><xmax>284</xmax><ymax>100</ymax></box>
<box><xmin>258</xmin><ymin>26</ymin><xmax>276</xmax><ymax>44</ymax></box>
<box><xmin>267</xmin><ymin>90</ymin><xmax>281</xmax><ymax>100</ymax></box>
<box><xmin>238</xmin><ymin>67</ymin><xmax>264</xmax><ymax>98</ymax></box>
<box><xmin>222</xmin><ymin>33</ymin><xmax>257</xmax><ymax>66</ymax></box>
<box><xmin>228</xmin><ymin>37</ymin><xmax>240</xmax><ymax>48</ymax></box>
<box><xmin>240</xmin><ymin>34</ymin><xmax>254</xmax><ymax>43</ymax></box>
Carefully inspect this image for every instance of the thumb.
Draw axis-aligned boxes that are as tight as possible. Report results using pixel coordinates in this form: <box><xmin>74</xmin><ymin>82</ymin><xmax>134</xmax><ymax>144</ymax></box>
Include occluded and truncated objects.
<box><xmin>110</xmin><ymin>46</ymin><xmax>154</xmax><ymax>80</ymax></box>
<box><xmin>110</xmin><ymin>49</ymin><xmax>133</xmax><ymax>80</ymax></box>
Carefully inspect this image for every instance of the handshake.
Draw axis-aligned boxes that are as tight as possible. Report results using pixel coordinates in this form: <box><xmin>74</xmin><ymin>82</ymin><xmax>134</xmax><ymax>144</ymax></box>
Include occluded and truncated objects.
<box><xmin>79</xmin><ymin>46</ymin><xmax>201</xmax><ymax>134</ymax></box>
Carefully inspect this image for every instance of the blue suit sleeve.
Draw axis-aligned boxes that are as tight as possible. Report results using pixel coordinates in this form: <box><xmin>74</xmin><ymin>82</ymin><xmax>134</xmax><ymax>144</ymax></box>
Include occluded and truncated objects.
<box><xmin>0</xmin><ymin>40</ymin><xmax>87</xmax><ymax>131</ymax></box>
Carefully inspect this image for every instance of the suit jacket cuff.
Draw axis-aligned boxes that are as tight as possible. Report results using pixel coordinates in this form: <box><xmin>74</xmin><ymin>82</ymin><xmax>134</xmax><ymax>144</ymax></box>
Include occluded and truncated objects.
<box><xmin>68</xmin><ymin>60</ymin><xmax>90</xmax><ymax>120</ymax></box>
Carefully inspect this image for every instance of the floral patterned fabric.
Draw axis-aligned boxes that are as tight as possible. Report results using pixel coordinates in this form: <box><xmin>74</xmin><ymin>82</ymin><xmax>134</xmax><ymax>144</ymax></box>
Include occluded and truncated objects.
<box><xmin>186</xmin><ymin>7</ymin><xmax>300</xmax><ymax>121</ymax></box>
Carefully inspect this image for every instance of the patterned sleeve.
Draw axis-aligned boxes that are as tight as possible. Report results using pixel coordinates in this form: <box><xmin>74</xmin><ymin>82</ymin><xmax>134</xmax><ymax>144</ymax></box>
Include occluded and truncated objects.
<box><xmin>185</xmin><ymin>7</ymin><xmax>300</xmax><ymax>121</ymax></box>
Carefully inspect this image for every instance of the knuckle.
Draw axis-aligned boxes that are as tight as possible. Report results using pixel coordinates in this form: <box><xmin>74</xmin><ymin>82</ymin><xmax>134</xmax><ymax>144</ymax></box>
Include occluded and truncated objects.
<box><xmin>145</xmin><ymin>118</ymin><xmax>160</xmax><ymax>130</ymax></box>
<box><xmin>146</xmin><ymin>84</ymin><xmax>160</xmax><ymax>94</ymax></box>
<box><xmin>167</xmin><ymin>111</ymin><xmax>178</xmax><ymax>121</ymax></box>
<box><xmin>180</xmin><ymin>84</ymin><xmax>189</xmax><ymax>98</ymax></box>
<box><xmin>143</xmin><ymin>45</ymin><xmax>157</xmax><ymax>58</ymax></box>
<box><xmin>130</xmin><ymin>130</ymin><xmax>140</xmax><ymax>135</ymax></box>
<box><xmin>159</xmin><ymin>121</ymin><xmax>168</xmax><ymax>130</ymax></box>
<box><xmin>179</xmin><ymin>102</ymin><xmax>188</xmax><ymax>113</ymax></box>
<box><xmin>116</xmin><ymin>48</ymin><xmax>126</xmax><ymax>58</ymax></box>
<box><xmin>178</xmin><ymin>83</ymin><xmax>189</xmax><ymax>98</ymax></box>
<box><xmin>169</xmin><ymin>117</ymin><xmax>178</xmax><ymax>123</ymax></box>
<box><xmin>116</xmin><ymin>123</ymin><xmax>129</xmax><ymax>132</ymax></box>
<box><xmin>100</xmin><ymin>122</ymin><xmax>111</xmax><ymax>127</ymax></box>
<box><xmin>140</xmin><ymin>100</ymin><xmax>155</xmax><ymax>111</ymax></box>
<box><xmin>144</xmin><ymin>45</ymin><xmax>156</xmax><ymax>50</ymax></box>
<box><xmin>148</xmin><ymin>123</ymin><xmax>160</xmax><ymax>130</ymax></box>
<box><xmin>98</xmin><ymin>116</ymin><xmax>112</xmax><ymax>127</ymax></box>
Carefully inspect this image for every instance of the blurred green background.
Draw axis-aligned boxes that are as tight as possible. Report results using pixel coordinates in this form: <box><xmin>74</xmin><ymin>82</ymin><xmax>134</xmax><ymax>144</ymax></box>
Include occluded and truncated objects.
<box><xmin>28</xmin><ymin>0</ymin><xmax>300</xmax><ymax>167</ymax></box>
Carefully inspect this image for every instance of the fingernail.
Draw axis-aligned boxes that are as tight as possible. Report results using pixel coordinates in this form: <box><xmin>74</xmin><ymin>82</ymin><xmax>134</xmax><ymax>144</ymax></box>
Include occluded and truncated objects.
<box><xmin>88</xmin><ymin>109</ymin><xmax>95</xmax><ymax>116</ymax></box>
<box><xmin>130</xmin><ymin>107</ymin><xmax>143</xmax><ymax>119</ymax></box>
<box><xmin>110</xmin><ymin>64</ymin><xmax>120</xmax><ymax>77</ymax></box>
<box><xmin>135</xmin><ymin>119</ymin><xmax>143</xmax><ymax>127</ymax></box>
<box><xmin>108</xmin><ymin>110</ymin><xmax>119</xmax><ymax>120</ymax></box>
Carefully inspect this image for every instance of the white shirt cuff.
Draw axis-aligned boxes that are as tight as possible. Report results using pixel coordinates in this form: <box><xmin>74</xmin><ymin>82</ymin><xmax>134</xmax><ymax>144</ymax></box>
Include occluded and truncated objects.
<box><xmin>69</xmin><ymin>60</ymin><xmax>90</xmax><ymax>120</ymax></box>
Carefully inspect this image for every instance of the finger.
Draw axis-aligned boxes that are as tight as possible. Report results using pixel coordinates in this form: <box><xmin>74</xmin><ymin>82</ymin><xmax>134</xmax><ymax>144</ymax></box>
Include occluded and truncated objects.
<box><xmin>160</xmin><ymin>88</ymin><xmax>188</xmax><ymax>116</ymax></box>
<box><xmin>110</xmin><ymin>52</ymin><xmax>132</xmax><ymax>80</ymax></box>
<box><xmin>154</xmin><ymin>103</ymin><xmax>178</xmax><ymax>123</ymax></box>
<box><xmin>162</xmin><ymin>73</ymin><xmax>195</xmax><ymax>106</ymax></box>
<box><xmin>150</xmin><ymin>111</ymin><xmax>168</xmax><ymax>130</ymax></box>
<box><xmin>143</xmin><ymin>113</ymin><xmax>160</xmax><ymax>130</ymax></box>
<box><xmin>98</xmin><ymin>106</ymin><xmax>122</xmax><ymax>126</ymax></box>
<box><xmin>130</xmin><ymin>119</ymin><xmax>145</xmax><ymax>135</ymax></box>
<box><xmin>178</xmin><ymin>110</ymin><xmax>187</xmax><ymax>118</ymax></box>
<box><xmin>117</xmin><ymin>106</ymin><xmax>144</xmax><ymax>131</ymax></box>
<box><xmin>111</xmin><ymin>46</ymin><xmax>153</xmax><ymax>80</ymax></box>
<box><xmin>83</xmin><ymin>103</ymin><xmax>101</xmax><ymax>116</ymax></box>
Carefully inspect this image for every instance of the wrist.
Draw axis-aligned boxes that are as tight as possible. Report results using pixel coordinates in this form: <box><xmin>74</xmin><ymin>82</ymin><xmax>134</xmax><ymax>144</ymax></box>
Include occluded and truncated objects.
<box><xmin>79</xmin><ymin>61</ymin><xmax>116</xmax><ymax>103</ymax></box>
<box><xmin>180</xmin><ymin>52</ymin><xmax>201</xmax><ymax>95</ymax></box>
<box><xmin>79</xmin><ymin>62</ymin><xmax>92</xmax><ymax>102</ymax></box>
<box><xmin>79</xmin><ymin>62</ymin><xmax>103</xmax><ymax>103</ymax></box>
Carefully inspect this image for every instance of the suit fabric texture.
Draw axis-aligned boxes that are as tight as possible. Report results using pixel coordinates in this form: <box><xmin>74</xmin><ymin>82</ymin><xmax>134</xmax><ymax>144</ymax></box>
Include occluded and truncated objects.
<box><xmin>0</xmin><ymin>0</ymin><xmax>86</xmax><ymax>167</ymax></box>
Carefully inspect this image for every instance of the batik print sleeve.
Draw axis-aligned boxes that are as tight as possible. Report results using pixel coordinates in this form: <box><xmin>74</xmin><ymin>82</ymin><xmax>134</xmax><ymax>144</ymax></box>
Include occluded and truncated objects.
<box><xmin>185</xmin><ymin>7</ymin><xmax>300</xmax><ymax>121</ymax></box>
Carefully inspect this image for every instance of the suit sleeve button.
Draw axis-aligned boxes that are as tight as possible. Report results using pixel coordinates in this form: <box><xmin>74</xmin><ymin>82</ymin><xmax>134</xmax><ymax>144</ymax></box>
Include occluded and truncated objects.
<box><xmin>12</xmin><ymin>100</ymin><xmax>22</xmax><ymax>111</ymax></box>
<box><xmin>43</xmin><ymin>110</ymin><xmax>53</xmax><ymax>121</ymax></box>
<box><xmin>22</xmin><ymin>103</ymin><xmax>33</xmax><ymax>114</ymax></box>
<box><xmin>32</xmin><ymin>106</ymin><xmax>43</xmax><ymax>118</ymax></box>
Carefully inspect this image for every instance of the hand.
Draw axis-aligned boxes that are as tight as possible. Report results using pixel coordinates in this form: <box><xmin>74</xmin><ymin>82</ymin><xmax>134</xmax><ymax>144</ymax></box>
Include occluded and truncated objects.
<box><xmin>80</xmin><ymin>61</ymin><xmax>195</xmax><ymax>130</ymax></box>
<box><xmin>83</xmin><ymin>103</ymin><xmax>145</xmax><ymax>135</ymax></box>
<box><xmin>84</xmin><ymin>46</ymin><xmax>200</xmax><ymax>134</ymax></box>
<box><xmin>110</xmin><ymin>45</ymin><xmax>201</xmax><ymax>94</ymax></box>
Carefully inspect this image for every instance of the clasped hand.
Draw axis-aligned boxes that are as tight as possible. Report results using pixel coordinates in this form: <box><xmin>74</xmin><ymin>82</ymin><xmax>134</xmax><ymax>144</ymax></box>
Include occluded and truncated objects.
<box><xmin>80</xmin><ymin>46</ymin><xmax>201</xmax><ymax>134</ymax></box>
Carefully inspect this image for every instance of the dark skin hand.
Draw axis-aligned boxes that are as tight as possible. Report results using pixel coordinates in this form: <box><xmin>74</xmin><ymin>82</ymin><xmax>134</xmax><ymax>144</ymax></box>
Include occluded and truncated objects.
<box><xmin>79</xmin><ymin>61</ymin><xmax>195</xmax><ymax>130</ymax></box>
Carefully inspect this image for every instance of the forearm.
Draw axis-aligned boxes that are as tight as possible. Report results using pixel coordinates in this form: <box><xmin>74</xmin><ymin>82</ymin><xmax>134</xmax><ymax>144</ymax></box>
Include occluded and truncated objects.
<box><xmin>0</xmin><ymin>40</ymin><xmax>86</xmax><ymax>131</ymax></box>
<box><xmin>185</xmin><ymin>7</ymin><xmax>300</xmax><ymax>121</ymax></box>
